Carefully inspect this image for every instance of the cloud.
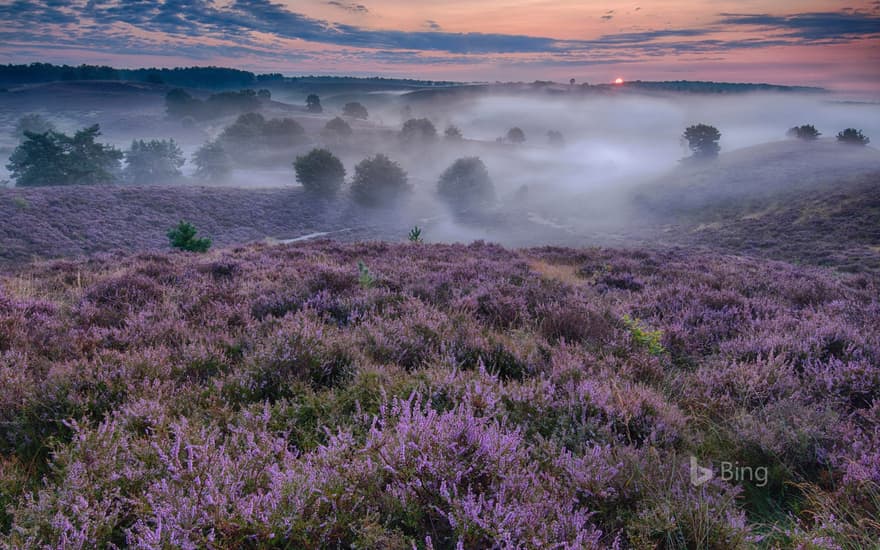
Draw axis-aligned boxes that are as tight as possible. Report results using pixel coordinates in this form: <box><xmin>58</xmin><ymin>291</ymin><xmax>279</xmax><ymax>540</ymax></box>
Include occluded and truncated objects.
<box><xmin>326</xmin><ymin>1</ymin><xmax>368</xmax><ymax>14</ymax></box>
<box><xmin>1</xmin><ymin>1</ymin><xmax>877</xmax><ymax>72</ymax></box>
<box><xmin>719</xmin><ymin>11</ymin><xmax>880</xmax><ymax>42</ymax></box>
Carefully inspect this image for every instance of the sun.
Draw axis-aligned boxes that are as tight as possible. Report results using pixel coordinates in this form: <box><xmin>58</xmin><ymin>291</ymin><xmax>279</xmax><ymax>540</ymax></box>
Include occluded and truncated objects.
<box><xmin>614</xmin><ymin>77</ymin><xmax>625</xmax><ymax>85</ymax></box>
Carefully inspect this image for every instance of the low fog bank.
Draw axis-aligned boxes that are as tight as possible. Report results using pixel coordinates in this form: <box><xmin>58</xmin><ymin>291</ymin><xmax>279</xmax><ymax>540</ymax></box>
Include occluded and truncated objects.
<box><xmin>2</xmin><ymin>81</ymin><xmax>879</xmax><ymax>251</ymax></box>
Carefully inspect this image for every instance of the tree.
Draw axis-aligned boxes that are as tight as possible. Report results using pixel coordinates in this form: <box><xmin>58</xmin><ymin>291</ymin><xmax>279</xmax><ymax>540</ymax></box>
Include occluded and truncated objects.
<box><xmin>124</xmin><ymin>139</ymin><xmax>185</xmax><ymax>184</ymax></box>
<box><xmin>257</xmin><ymin>89</ymin><xmax>271</xmax><ymax>100</ymax></box>
<box><xmin>437</xmin><ymin>157</ymin><xmax>494</xmax><ymax>213</ymax></box>
<box><xmin>506</xmin><ymin>127</ymin><xmax>526</xmax><ymax>144</ymax></box>
<box><xmin>293</xmin><ymin>148</ymin><xmax>346</xmax><ymax>195</ymax></box>
<box><xmin>342</xmin><ymin>102</ymin><xmax>368</xmax><ymax>120</ymax></box>
<box><xmin>13</xmin><ymin>114</ymin><xmax>54</xmax><ymax>140</ymax></box>
<box><xmin>547</xmin><ymin>130</ymin><xmax>565</xmax><ymax>148</ymax></box>
<box><xmin>262</xmin><ymin>117</ymin><xmax>305</xmax><ymax>148</ymax></box>
<box><xmin>837</xmin><ymin>128</ymin><xmax>870</xmax><ymax>146</ymax></box>
<box><xmin>401</xmin><ymin>118</ymin><xmax>437</xmax><ymax>142</ymax></box>
<box><xmin>6</xmin><ymin>124</ymin><xmax>122</xmax><ymax>186</ymax></box>
<box><xmin>787</xmin><ymin>125</ymin><xmax>820</xmax><ymax>140</ymax></box>
<box><xmin>218</xmin><ymin>112</ymin><xmax>266</xmax><ymax>149</ymax></box>
<box><xmin>683</xmin><ymin>123</ymin><xmax>721</xmax><ymax>159</ymax></box>
<box><xmin>192</xmin><ymin>141</ymin><xmax>232</xmax><ymax>181</ymax></box>
<box><xmin>306</xmin><ymin>94</ymin><xmax>322</xmax><ymax>113</ymax></box>
<box><xmin>167</xmin><ymin>221</ymin><xmax>211</xmax><ymax>252</ymax></box>
<box><xmin>444</xmin><ymin>125</ymin><xmax>463</xmax><ymax>140</ymax></box>
<box><xmin>351</xmin><ymin>154</ymin><xmax>410</xmax><ymax>206</ymax></box>
<box><xmin>165</xmin><ymin>88</ymin><xmax>196</xmax><ymax>118</ymax></box>
<box><xmin>322</xmin><ymin>117</ymin><xmax>352</xmax><ymax>142</ymax></box>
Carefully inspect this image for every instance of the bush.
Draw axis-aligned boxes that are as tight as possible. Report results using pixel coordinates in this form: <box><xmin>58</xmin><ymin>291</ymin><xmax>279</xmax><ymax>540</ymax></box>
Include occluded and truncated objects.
<box><xmin>322</xmin><ymin>117</ymin><xmax>352</xmax><ymax>142</ymax></box>
<box><xmin>401</xmin><ymin>118</ymin><xmax>437</xmax><ymax>141</ymax></box>
<box><xmin>124</xmin><ymin>139</ymin><xmax>185</xmax><ymax>184</ymax></box>
<box><xmin>351</xmin><ymin>154</ymin><xmax>410</xmax><ymax>206</ymax></box>
<box><xmin>444</xmin><ymin>125</ymin><xmax>463</xmax><ymax>140</ymax></box>
<box><xmin>837</xmin><ymin>128</ymin><xmax>870</xmax><ymax>146</ymax></box>
<box><xmin>437</xmin><ymin>157</ymin><xmax>494</xmax><ymax>212</ymax></box>
<box><xmin>219</xmin><ymin>113</ymin><xmax>305</xmax><ymax>152</ymax></box>
<box><xmin>262</xmin><ymin>118</ymin><xmax>305</xmax><ymax>148</ymax></box>
<box><xmin>787</xmin><ymin>124</ymin><xmax>820</xmax><ymax>140</ymax></box>
<box><xmin>683</xmin><ymin>123</ymin><xmax>721</xmax><ymax>159</ymax></box>
<box><xmin>342</xmin><ymin>102</ymin><xmax>368</xmax><ymax>120</ymax></box>
<box><xmin>167</xmin><ymin>221</ymin><xmax>211</xmax><ymax>252</ymax></box>
<box><xmin>547</xmin><ymin>130</ymin><xmax>565</xmax><ymax>147</ymax></box>
<box><xmin>506</xmin><ymin>127</ymin><xmax>526</xmax><ymax>144</ymax></box>
<box><xmin>192</xmin><ymin>141</ymin><xmax>232</xmax><ymax>181</ymax></box>
<box><xmin>293</xmin><ymin>148</ymin><xmax>346</xmax><ymax>195</ymax></box>
<box><xmin>5</xmin><ymin>124</ymin><xmax>122</xmax><ymax>186</ymax></box>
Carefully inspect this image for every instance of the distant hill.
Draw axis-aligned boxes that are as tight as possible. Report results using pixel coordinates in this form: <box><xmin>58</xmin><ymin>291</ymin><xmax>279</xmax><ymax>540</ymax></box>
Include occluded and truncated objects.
<box><xmin>0</xmin><ymin>63</ymin><xmax>457</xmax><ymax>91</ymax></box>
<box><xmin>0</xmin><ymin>63</ymin><xmax>826</xmax><ymax>95</ymax></box>
<box><xmin>603</xmin><ymin>80</ymin><xmax>825</xmax><ymax>94</ymax></box>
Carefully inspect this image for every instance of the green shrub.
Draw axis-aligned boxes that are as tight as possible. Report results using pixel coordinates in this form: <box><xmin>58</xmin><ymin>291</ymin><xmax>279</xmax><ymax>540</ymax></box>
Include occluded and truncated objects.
<box><xmin>167</xmin><ymin>221</ymin><xmax>211</xmax><ymax>252</ymax></box>
<box><xmin>437</xmin><ymin>157</ymin><xmax>494</xmax><ymax>213</ymax></box>
<box><xmin>408</xmin><ymin>226</ymin><xmax>423</xmax><ymax>243</ymax></box>
<box><xmin>351</xmin><ymin>154</ymin><xmax>410</xmax><ymax>206</ymax></box>
<box><xmin>358</xmin><ymin>261</ymin><xmax>376</xmax><ymax>289</ymax></box>
<box><xmin>622</xmin><ymin>315</ymin><xmax>666</xmax><ymax>356</ymax></box>
<box><xmin>294</xmin><ymin>148</ymin><xmax>346</xmax><ymax>195</ymax></box>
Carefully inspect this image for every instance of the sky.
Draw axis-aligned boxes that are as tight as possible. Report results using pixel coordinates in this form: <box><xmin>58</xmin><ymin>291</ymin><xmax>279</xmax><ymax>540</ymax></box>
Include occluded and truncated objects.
<box><xmin>0</xmin><ymin>0</ymin><xmax>879</xmax><ymax>93</ymax></box>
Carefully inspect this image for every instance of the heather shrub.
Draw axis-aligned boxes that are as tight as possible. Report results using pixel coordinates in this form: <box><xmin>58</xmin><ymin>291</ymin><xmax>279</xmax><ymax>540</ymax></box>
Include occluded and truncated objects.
<box><xmin>1</xmin><ymin>241</ymin><xmax>878</xmax><ymax>548</ymax></box>
<box><xmin>539</xmin><ymin>299</ymin><xmax>616</xmax><ymax>346</ymax></box>
<box><xmin>293</xmin><ymin>148</ymin><xmax>346</xmax><ymax>195</ymax></box>
<box><xmin>78</xmin><ymin>273</ymin><xmax>163</xmax><ymax>327</ymax></box>
<box><xmin>242</xmin><ymin>311</ymin><xmax>355</xmax><ymax>398</ymax></box>
<box><xmin>622</xmin><ymin>453</ymin><xmax>753</xmax><ymax>549</ymax></box>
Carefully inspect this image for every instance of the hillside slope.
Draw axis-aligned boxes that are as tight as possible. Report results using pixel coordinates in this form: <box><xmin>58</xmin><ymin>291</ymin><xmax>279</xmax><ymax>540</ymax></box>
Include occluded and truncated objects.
<box><xmin>0</xmin><ymin>185</ymin><xmax>412</xmax><ymax>267</ymax></box>
<box><xmin>1</xmin><ymin>241</ymin><xmax>877</xmax><ymax>547</ymax></box>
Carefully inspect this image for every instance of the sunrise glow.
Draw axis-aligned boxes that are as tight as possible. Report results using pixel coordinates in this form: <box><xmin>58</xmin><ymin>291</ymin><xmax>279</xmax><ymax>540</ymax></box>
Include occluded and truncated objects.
<box><xmin>0</xmin><ymin>1</ymin><xmax>877</xmax><ymax>93</ymax></box>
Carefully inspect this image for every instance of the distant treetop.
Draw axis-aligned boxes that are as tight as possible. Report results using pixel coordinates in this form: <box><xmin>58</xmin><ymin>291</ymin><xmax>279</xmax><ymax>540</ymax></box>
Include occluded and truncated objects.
<box><xmin>787</xmin><ymin>124</ymin><xmax>820</xmax><ymax>141</ymax></box>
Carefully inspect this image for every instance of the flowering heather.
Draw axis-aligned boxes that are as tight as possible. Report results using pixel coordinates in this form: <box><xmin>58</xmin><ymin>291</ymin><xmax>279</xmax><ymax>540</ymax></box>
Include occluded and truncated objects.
<box><xmin>1</xmin><ymin>240</ymin><xmax>878</xmax><ymax>548</ymax></box>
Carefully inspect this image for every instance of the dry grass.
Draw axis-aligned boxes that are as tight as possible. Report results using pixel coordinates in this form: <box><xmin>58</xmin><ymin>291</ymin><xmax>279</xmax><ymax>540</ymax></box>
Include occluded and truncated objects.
<box><xmin>528</xmin><ymin>259</ymin><xmax>584</xmax><ymax>286</ymax></box>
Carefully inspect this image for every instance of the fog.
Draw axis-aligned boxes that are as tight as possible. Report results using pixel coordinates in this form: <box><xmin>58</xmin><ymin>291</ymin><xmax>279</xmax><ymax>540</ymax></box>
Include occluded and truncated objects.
<box><xmin>2</xmin><ymin>81</ymin><xmax>879</xmax><ymax>247</ymax></box>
